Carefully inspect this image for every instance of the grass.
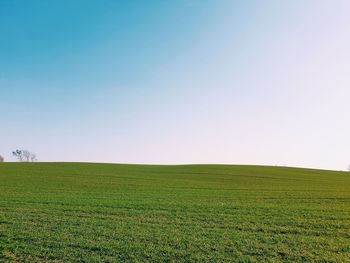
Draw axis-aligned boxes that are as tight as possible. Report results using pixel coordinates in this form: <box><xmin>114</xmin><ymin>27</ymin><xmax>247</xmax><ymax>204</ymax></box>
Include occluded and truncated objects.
<box><xmin>0</xmin><ymin>163</ymin><xmax>350</xmax><ymax>262</ymax></box>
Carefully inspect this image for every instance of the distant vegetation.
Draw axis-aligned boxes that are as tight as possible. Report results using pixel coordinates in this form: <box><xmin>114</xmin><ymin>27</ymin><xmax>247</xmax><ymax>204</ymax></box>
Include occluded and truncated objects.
<box><xmin>12</xmin><ymin>149</ymin><xmax>37</xmax><ymax>162</ymax></box>
<box><xmin>0</xmin><ymin>155</ymin><xmax>3</xmax><ymax>162</ymax></box>
<box><xmin>0</xmin><ymin>163</ymin><xmax>349</xmax><ymax>262</ymax></box>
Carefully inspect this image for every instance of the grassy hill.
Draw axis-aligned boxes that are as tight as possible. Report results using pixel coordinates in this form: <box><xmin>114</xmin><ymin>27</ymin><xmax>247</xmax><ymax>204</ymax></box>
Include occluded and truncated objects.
<box><xmin>0</xmin><ymin>163</ymin><xmax>350</xmax><ymax>262</ymax></box>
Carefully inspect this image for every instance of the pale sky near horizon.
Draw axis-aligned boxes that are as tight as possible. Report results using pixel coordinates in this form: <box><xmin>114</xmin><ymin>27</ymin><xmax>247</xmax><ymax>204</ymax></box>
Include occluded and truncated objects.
<box><xmin>1</xmin><ymin>0</ymin><xmax>350</xmax><ymax>170</ymax></box>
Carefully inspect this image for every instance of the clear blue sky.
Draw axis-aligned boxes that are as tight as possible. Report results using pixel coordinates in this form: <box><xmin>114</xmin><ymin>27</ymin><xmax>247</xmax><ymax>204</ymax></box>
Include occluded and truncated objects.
<box><xmin>1</xmin><ymin>0</ymin><xmax>350</xmax><ymax>170</ymax></box>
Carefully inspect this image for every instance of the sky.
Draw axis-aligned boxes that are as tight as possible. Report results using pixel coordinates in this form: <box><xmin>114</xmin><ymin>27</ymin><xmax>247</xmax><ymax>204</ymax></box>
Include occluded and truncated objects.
<box><xmin>1</xmin><ymin>0</ymin><xmax>350</xmax><ymax>170</ymax></box>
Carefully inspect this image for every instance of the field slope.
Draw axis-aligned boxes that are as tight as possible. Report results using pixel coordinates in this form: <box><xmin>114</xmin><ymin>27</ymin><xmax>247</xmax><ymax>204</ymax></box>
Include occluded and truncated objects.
<box><xmin>0</xmin><ymin>163</ymin><xmax>350</xmax><ymax>262</ymax></box>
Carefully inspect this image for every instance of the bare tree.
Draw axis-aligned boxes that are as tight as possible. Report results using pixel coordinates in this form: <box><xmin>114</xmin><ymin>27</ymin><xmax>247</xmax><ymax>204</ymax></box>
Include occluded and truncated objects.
<box><xmin>0</xmin><ymin>155</ymin><xmax>4</xmax><ymax>162</ymax></box>
<box><xmin>30</xmin><ymin>153</ymin><xmax>37</xmax><ymax>162</ymax></box>
<box><xmin>12</xmin><ymin>150</ymin><xmax>37</xmax><ymax>162</ymax></box>
<box><xmin>12</xmin><ymin>150</ymin><xmax>24</xmax><ymax>162</ymax></box>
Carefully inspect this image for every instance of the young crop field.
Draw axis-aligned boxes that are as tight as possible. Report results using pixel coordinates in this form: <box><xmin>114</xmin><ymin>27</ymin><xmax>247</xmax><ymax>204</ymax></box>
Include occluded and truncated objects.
<box><xmin>0</xmin><ymin>163</ymin><xmax>350</xmax><ymax>262</ymax></box>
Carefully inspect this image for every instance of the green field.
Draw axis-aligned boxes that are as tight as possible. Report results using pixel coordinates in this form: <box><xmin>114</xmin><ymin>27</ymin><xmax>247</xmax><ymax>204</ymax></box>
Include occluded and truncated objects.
<box><xmin>0</xmin><ymin>163</ymin><xmax>350</xmax><ymax>262</ymax></box>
